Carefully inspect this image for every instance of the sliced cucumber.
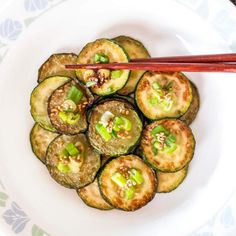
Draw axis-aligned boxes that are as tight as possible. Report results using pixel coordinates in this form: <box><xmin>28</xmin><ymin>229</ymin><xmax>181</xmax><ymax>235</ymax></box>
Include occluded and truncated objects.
<box><xmin>98</xmin><ymin>154</ymin><xmax>157</xmax><ymax>211</ymax></box>
<box><xmin>135</xmin><ymin>71</ymin><xmax>192</xmax><ymax>120</ymax></box>
<box><xmin>38</xmin><ymin>53</ymin><xmax>77</xmax><ymax>83</ymax></box>
<box><xmin>113</xmin><ymin>36</ymin><xmax>150</xmax><ymax>95</ymax></box>
<box><xmin>141</xmin><ymin>119</ymin><xmax>195</xmax><ymax>172</ymax></box>
<box><xmin>77</xmin><ymin>179</ymin><xmax>113</xmax><ymax>210</ymax></box>
<box><xmin>48</xmin><ymin>80</ymin><xmax>93</xmax><ymax>134</ymax></box>
<box><xmin>180</xmin><ymin>81</ymin><xmax>200</xmax><ymax>125</ymax></box>
<box><xmin>30</xmin><ymin>123</ymin><xmax>59</xmax><ymax>163</ymax></box>
<box><xmin>30</xmin><ymin>76</ymin><xmax>71</xmax><ymax>131</ymax></box>
<box><xmin>46</xmin><ymin>134</ymin><xmax>101</xmax><ymax>189</ymax></box>
<box><xmin>156</xmin><ymin>166</ymin><xmax>188</xmax><ymax>193</ymax></box>
<box><xmin>87</xmin><ymin>99</ymin><xmax>143</xmax><ymax>156</ymax></box>
<box><xmin>76</xmin><ymin>38</ymin><xmax>130</xmax><ymax>95</ymax></box>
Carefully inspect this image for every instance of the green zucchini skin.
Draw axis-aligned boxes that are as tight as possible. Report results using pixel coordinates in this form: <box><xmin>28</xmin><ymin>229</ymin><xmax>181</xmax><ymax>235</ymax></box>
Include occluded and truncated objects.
<box><xmin>98</xmin><ymin>155</ymin><xmax>157</xmax><ymax>211</ymax></box>
<box><xmin>113</xmin><ymin>35</ymin><xmax>150</xmax><ymax>95</ymax></box>
<box><xmin>30</xmin><ymin>123</ymin><xmax>59</xmax><ymax>164</ymax></box>
<box><xmin>87</xmin><ymin>99</ymin><xmax>143</xmax><ymax>156</ymax></box>
<box><xmin>141</xmin><ymin>119</ymin><xmax>195</xmax><ymax>172</ymax></box>
<box><xmin>38</xmin><ymin>53</ymin><xmax>77</xmax><ymax>83</ymax></box>
<box><xmin>77</xmin><ymin>179</ymin><xmax>113</xmax><ymax>210</ymax></box>
<box><xmin>180</xmin><ymin>81</ymin><xmax>200</xmax><ymax>125</ymax></box>
<box><xmin>30</xmin><ymin>76</ymin><xmax>71</xmax><ymax>132</ymax></box>
<box><xmin>76</xmin><ymin>38</ymin><xmax>130</xmax><ymax>96</ymax></box>
<box><xmin>135</xmin><ymin>71</ymin><xmax>192</xmax><ymax>120</ymax></box>
<box><xmin>46</xmin><ymin>134</ymin><xmax>101</xmax><ymax>189</ymax></box>
<box><xmin>47</xmin><ymin>80</ymin><xmax>94</xmax><ymax>135</ymax></box>
<box><xmin>156</xmin><ymin>166</ymin><xmax>188</xmax><ymax>193</ymax></box>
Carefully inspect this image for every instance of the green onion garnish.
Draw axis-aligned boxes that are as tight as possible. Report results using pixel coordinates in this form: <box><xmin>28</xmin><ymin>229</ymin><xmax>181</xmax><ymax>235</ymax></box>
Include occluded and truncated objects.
<box><xmin>166</xmin><ymin>81</ymin><xmax>173</xmax><ymax>90</ymax></box>
<box><xmin>94</xmin><ymin>53</ymin><xmax>109</xmax><ymax>63</ymax></box>
<box><xmin>151</xmin><ymin>125</ymin><xmax>169</xmax><ymax>136</ymax></box>
<box><xmin>59</xmin><ymin>111</ymin><xmax>68</xmax><ymax>123</ymax></box>
<box><xmin>121</xmin><ymin>117</ymin><xmax>132</xmax><ymax>131</ymax></box>
<box><xmin>149</xmin><ymin>96</ymin><xmax>159</xmax><ymax>106</ymax></box>
<box><xmin>95</xmin><ymin>123</ymin><xmax>111</xmax><ymax>142</ymax></box>
<box><xmin>125</xmin><ymin>186</ymin><xmax>135</xmax><ymax>200</ymax></box>
<box><xmin>129</xmin><ymin>169</ymin><xmax>144</xmax><ymax>185</ymax></box>
<box><xmin>65</xmin><ymin>143</ymin><xmax>80</xmax><ymax>156</ymax></box>
<box><xmin>57</xmin><ymin>163</ymin><xmax>71</xmax><ymax>173</ymax></box>
<box><xmin>111</xmin><ymin>70</ymin><xmax>122</xmax><ymax>79</ymax></box>
<box><xmin>152</xmin><ymin>81</ymin><xmax>161</xmax><ymax>90</ymax></box>
<box><xmin>166</xmin><ymin>134</ymin><xmax>176</xmax><ymax>144</ymax></box>
<box><xmin>86</xmin><ymin>81</ymin><xmax>97</xmax><ymax>87</ymax></box>
<box><xmin>66</xmin><ymin>113</ymin><xmax>80</xmax><ymax>125</ymax></box>
<box><xmin>111</xmin><ymin>172</ymin><xmax>127</xmax><ymax>188</ymax></box>
<box><xmin>163</xmin><ymin>142</ymin><xmax>177</xmax><ymax>154</ymax></box>
<box><xmin>67</xmin><ymin>86</ymin><xmax>83</xmax><ymax>104</ymax></box>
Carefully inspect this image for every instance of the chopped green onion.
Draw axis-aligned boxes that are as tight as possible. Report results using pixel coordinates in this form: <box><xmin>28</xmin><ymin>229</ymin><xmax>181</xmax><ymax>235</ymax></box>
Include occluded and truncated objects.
<box><xmin>121</xmin><ymin>117</ymin><xmax>132</xmax><ymax>131</ymax></box>
<box><xmin>166</xmin><ymin>81</ymin><xmax>173</xmax><ymax>90</ymax></box>
<box><xmin>125</xmin><ymin>186</ymin><xmax>135</xmax><ymax>200</ymax></box>
<box><xmin>152</xmin><ymin>146</ymin><xmax>158</xmax><ymax>155</ymax></box>
<box><xmin>65</xmin><ymin>143</ymin><xmax>80</xmax><ymax>156</ymax></box>
<box><xmin>84</xmin><ymin>69</ymin><xmax>95</xmax><ymax>80</ymax></box>
<box><xmin>166</xmin><ymin>134</ymin><xmax>176</xmax><ymax>144</ymax></box>
<box><xmin>95</xmin><ymin>123</ymin><xmax>111</xmax><ymax>142</ymax></box>
<box><xmin>163</xmin><ymin>143</ymin><xmax>177</xmax><ymax>154</ymax></box>
<box><xmin>66</xmin><ymin>113</ymin><xmax>80</xmax><ymax>125</ymax></box>
<box><xmin>111</xmin><ymin>130</ymin><xmax>117</xmax><ymax>138</ymax></box>
<box><xmin>94</xmin><ymin>53</ymin><xmax>109</xmax><ymax>63</ymax></box>
<box><xmin>153</xmin><ymin>141</ymin><xmax>161</xmax><ymax>150</ymax></box>
<box><xmin>151</xmin><ymin>125</ymin><xmax>169</xmax><ymax>136</ymax></box>
<box><xmin>114</xmin><ymin>116</ymin><xmax>124</xmax><ymax>125</ymax></box>
<box><xmin>129</xmin><ymin>169</ymin><xmax>144</xmax><ymax>185</ymax></box>
<box><xmin>149</xmin><ymin>96</ymin><xmax>159</xmax><ymax>106</ymax></box>
<box><xmin>59</xmin><ymin>111</ymin><xmax>68</xmax><ymax>123</ymax></box>
<box><xmin>86</xmin><ymin>81</ymin><xmax>97</xmax><ymax>87</ymax></box>
<box><xmin>57</xmin><ymin>163</ymin><xmax>71</xmax><ymax>173</ymax></box>
<box><xmin>63</xmin><ymin>99</ymin><xmax>77</xmax><ymax>112</ymax></box>
<box><xmin>162</xmin><ymin>99</ymin><xmax>173</xmax><ymax>112</ymax></box>
<box><xmin>111</xmin><ymin>70</ymin><xmax>122</xmax><ymax>79</ymax></box>
<box><xmin>67</xmin><ymin>86</ymin><xmax>83</xmax><ymax>104</ymax></box>
<box><xmin>60</xmin><ymin>149</ymin><xmax>69</xmax><ymax>158</ymax></box>
<box><xmin>111</xmin><ymin>172</ymin><xmax>127</xmax><ymax>188</ymax></box>
<box><xmin>152</xmin><ymin>81</ymin><xmax>161</xmax><ymax>90</ymax></box>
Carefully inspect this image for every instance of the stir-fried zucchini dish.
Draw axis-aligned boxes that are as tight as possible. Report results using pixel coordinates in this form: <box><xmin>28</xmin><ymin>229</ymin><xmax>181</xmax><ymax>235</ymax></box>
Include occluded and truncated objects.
<box><xmin>30</xmin><ymin>36</ymin><xmax>200</xmax><ymax>211</ymax></box>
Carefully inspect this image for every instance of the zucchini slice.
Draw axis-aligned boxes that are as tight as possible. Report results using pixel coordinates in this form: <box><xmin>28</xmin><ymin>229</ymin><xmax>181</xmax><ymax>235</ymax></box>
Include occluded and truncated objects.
<box><xmin>141</xmin><ymin>119</ymin><xmax>195</xmax><ymax>172</ymax></box>
<box><xmin>48</xmin><ymin>80</ymin><xmax>93</xmax><ymax>135</ymax></box>
<box><xmin>87</xmin><ymin>99</ymin><xmax>143</xmax><ymax>156</ymax></box>
<box><xmin>135</xmin><ymin>71</ymin><xmax>192</xmax><ymax>120</ymax></box>
<box><xmin>113</xmin><ymin>35</ymin><xmax>150</xmax><ymax>95</ymax></box>
<box><xmin>156</xmin><ymin>166</ymin><xmax>188</xmax><ymax>193</ymax></box>
<box><xmin>38</xmin><ymin>53</ymin><xmax>77</xmax><ymax>83</ymax></box>
<box><xmin>30</xmin><ymin>123</ymin><xmax>59</xmax><ymax>163</ymax></box>
<box><xmin>30</xmin><ymin>76</ymin><xmax>71</xmax><ymax>131</ymax></box>
<box><xmin>180</xmin><ymin>82</ymin><xmax>200</xmax><ymax>125</ymax></box>
<box><xmin>46</xmin><ymin>134</ymin><xmax>101</xmax><ymax>189</ymax></box>
<box><xmin>98</xmin><ymin>155</ymin><xmax>157</xmax><ymax>211</ymax></box>
<box><xmin>76</xmin><ymin>38</ymin><xmax>130</xmax><ymax>95</ymax></box>
<box><xmin>77</xmin><ymin>179</ymin><xmax>113</xmax><ymax>210</ymax></box>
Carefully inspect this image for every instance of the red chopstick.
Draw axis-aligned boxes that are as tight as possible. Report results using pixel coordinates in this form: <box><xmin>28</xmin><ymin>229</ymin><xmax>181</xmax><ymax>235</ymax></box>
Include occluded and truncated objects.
<box><xmin>65</xmin><ymin>62</ymin><xmax>236</xmax><ymax>73</ymax></box>
<box><xmin>130</xmin><ymin>53</ymin><xmax>236</xmax><ymax>63</ymax></box>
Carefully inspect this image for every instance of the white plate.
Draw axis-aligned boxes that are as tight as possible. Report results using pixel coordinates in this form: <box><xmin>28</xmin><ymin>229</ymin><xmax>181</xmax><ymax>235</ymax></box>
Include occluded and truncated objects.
<box><xmin>0</xmin><ymin>0</ymin><xmax>236</xmax><ymax>236</ymax></box>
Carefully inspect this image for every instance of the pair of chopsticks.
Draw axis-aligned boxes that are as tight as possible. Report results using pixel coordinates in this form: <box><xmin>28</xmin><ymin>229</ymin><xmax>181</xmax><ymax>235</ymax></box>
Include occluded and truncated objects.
<box><xmin>65</xmin><ymin>53</ymin><xmax>236</xmax><ymax>73</ymax></box>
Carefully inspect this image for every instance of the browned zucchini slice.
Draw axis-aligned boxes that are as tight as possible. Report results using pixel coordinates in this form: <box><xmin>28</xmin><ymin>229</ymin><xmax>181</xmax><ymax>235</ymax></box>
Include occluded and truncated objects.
<box><xmin>77</xmin><ymin>179</ymin><xmax>113</xmax><ymax>210</ymax></box>
<box><xmin>113</xmin><ymin>35</ymin><xmax>150</xmax><ymax>95</ymax></box>
<box><xmin>87</xmin><ymin>99</ymin><xmax>143</xmax><ymax>156</ymax></box>
<box><xmin>46</xmin><ymin>134</ymin><xmax>101</xmax><ymax>189</ymax></box>
<box><xmin>30</xmin><ymin>123</ymin><xmax>58</xmax><ymax>163</ymax></box>
<box><xmin>98</xmin><ymin>155</ymin><xmax>157</xmax><ymax>211</ymax></box>
<box><xmin>141</xmin><ymin>119</ymin><xmax>195</xmax><ymax>172</ymax></box>
<box><xmin>38</xmin><ymin>53</ymin><xmax>77</xmax><ymax>83</ymax></box>
<box><xmin>156</xmin><ymin>166</ymin><xmax>188</xmax><ymax>193</ymax></box>
<box><xmin>48</xmin><ymin>80</ymin><xmax>93</xmax><ymax>134</ymax></box>
<box><xmin>135</xmin><ymin>71</ymin><xmax>192</xmax><ymax>120</ymax></box>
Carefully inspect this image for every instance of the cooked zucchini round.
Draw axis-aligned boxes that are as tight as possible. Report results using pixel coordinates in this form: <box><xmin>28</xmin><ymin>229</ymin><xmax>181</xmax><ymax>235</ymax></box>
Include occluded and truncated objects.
<box><xmin>30</xmin><ymin>123</ymin><xmax>59</xmax><ymax>163</ymax></box>
<box><xmin>48</xmin><ymin>80</ymin><xmax>93</xmax><ymax>135</ymax></box>
<box><xmin>77</xmin><ymin>179</ymin><xmax>113</xmax><ymax>210</ymax></box>
<box><xmin>76</xmin><ymin>38</ymin><xmax>130</xmax><ymax>95</ymax></box>
<box><xmin>135</xmin><ymin>71</ymin><xmax>192</xmax><ymax>120</ymax></box>
<box><xmin>141</xmin><ymin>119</ymin><xmax>195</xmax><ymax>172</ymax></box>
<box><xmin>98</xmin><ymin>155</ymin><xmax>157</xmax><ymax>211</ymax></box>
<box><xmin>113</xmin><ymin>35</ymin><xmax>150</xmax><ymax>95</ymax></box>
<box><xmin>38</xmin><ymin>53</ymin><xmax>77</xmax><ymax>83</ymax></box>
<box><xmin>156</xmin><ymin>166</ymin><xmax>188</xmax><ymax>193</ymax></box>
<box><xmin>87</xmin><ymin>99</ymin><xmax>143</xmax><ymax>156</ymax></box>
<box><xmin>46</xmin><ymin>134</ymin><xmax>101</xmax><ymax>189</ymax></box>
<box><xmin>30</xmin><ymin>76</ymin><xmax>71</xmax><ymax>131</ymax></box>
<box><xmin>180</xmin><ymin>81</ymin><xmax>200</xmax><ymax>125</ymax></box>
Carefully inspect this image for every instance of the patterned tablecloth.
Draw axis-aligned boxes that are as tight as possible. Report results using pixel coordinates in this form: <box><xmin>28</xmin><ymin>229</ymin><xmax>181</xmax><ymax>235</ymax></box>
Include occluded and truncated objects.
<box><xmin>0</xmin><ymin>0</ymin><xmax>236</xmax><ymax>236</ymax></box>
